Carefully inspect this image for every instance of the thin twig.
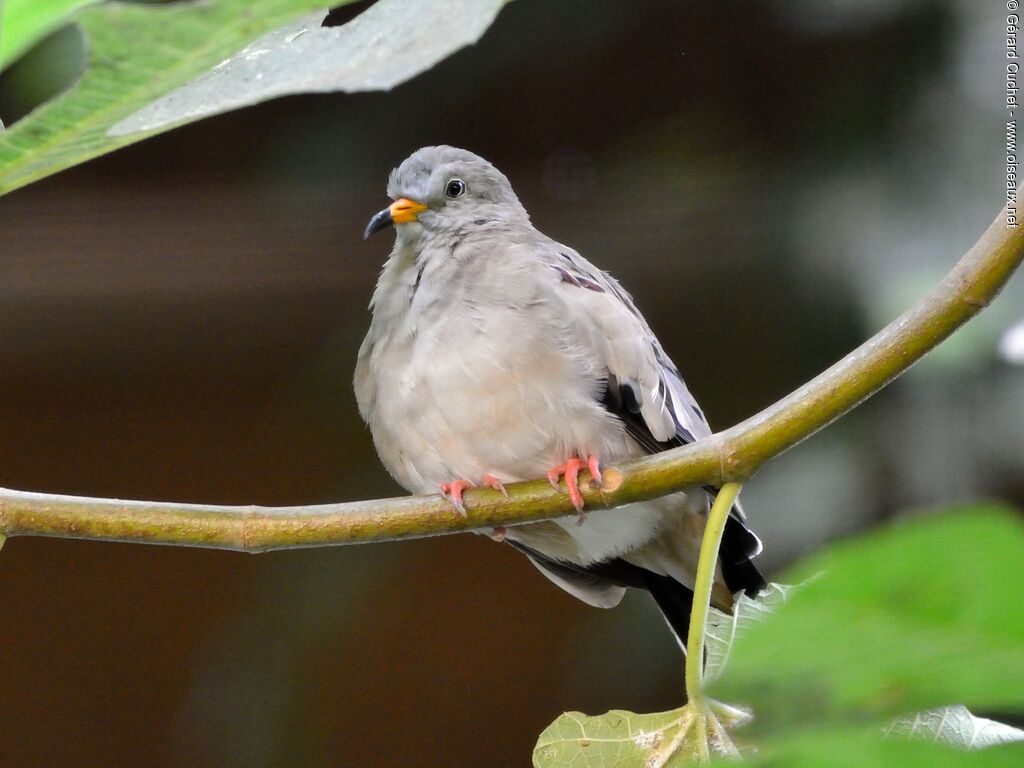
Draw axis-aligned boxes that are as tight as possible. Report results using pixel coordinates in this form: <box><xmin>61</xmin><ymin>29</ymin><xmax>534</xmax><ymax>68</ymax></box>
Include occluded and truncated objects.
<box><xmin>0</xmin><ymin>205</ymin><xmax>1021</xmax><ymax>551</ymax></box>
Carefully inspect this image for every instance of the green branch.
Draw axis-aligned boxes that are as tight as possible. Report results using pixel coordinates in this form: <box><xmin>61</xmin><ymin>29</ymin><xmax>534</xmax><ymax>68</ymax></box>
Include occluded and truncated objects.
<box><xmin>0</xmin><ymin>205</ymin><xmax>1021</xmax><ymax>551</ymax></box>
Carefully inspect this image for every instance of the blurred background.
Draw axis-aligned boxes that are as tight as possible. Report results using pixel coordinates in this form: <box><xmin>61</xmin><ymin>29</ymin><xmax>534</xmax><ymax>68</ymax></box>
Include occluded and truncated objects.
<box><xmin>1</xmin><ymin>0</ymin><xmax>1022</xmax><ymax>765</ymax></box>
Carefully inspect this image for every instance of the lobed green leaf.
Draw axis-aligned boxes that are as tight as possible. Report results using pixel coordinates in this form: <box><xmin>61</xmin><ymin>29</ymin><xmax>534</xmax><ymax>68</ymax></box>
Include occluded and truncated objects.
<box><xmin>0</xmin><ymin>0</ymin><xmax>332</xmax><ymax>196</ymax></box>
<box><xmin>110</xmin><ymin>0</ymin><xmax>510</xmax><ymax>136</ymax></box>
<box><xmin>533</xmin><ymin>708</ymin><xmax>696</xmax><ymax>768</ymax></box>
<box><xmin>711</xmin><ymin>507</ymin><xmax>1024</xmax><ymax>730</ymax></box>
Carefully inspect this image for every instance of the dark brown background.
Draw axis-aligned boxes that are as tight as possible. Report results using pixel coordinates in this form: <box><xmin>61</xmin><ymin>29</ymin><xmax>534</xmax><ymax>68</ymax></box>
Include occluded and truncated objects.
<box><xmin>1</xmin><ymin>1</ymin><xmax>1022</xmax><ymax>766</ymax></box>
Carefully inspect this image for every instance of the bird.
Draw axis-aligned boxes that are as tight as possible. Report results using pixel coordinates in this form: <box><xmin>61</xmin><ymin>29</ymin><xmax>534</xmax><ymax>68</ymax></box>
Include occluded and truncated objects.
<box><xmin>355</xmin><ymin>145</ymin><xmax>765</xmax><ymax>648</ymax></box>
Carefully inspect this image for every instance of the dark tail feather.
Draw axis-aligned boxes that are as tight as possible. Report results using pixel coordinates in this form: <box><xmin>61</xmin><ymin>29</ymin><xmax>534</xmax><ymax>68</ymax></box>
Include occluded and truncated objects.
<box><xmin>641</xmin><ymin>503</ymin><xmax>767</xmax><ymax>644</ymax></box>
<box><xmin>719</xmin><ymin>512</ymin><xmax>768</xmax><ymax>597</ymax></box>
<box><xmin>639</xmin><ymin>570</ymin><xmax>695</xmax><ymax>646</ymax></box>
<box><xmin>721</xmin><ymin>557</ymin><xmax>766</xmax><ymax>596</ymax></box>
<box><xmin>508</xmin><ymin>509</ymin><xmax>766</xmax><ymax>648</ymax></box>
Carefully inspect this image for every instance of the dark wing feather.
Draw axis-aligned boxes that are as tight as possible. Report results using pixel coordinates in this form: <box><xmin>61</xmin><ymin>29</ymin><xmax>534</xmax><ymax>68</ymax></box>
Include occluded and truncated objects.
<box><xmin>600</xmin><ymin>373</ymin><xmax>765</xmax><ymax>596</ymax></box>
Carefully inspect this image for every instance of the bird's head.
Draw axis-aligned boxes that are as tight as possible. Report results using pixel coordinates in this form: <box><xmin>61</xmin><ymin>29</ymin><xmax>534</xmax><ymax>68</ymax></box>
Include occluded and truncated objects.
<box><xmin>363</xmin><ymin>146</ymin><xmax>528</xmax><ymax>241</ymax></box>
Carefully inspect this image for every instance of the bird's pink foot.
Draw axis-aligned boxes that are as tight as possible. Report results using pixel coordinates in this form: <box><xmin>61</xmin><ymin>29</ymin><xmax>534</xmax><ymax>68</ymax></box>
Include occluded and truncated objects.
<box><xmin>547</xmin><ymin>455</ymin><xmax>602</xmax><ymax>523</ymax></box>
<box><xmin>440</xmin><ymin>473</ymin><xmax>509</xmax><ymax>516</ymax></box>
<box><xmin>482</xmin><ymin>473</ymin><xmax>509</xmax><ymax>498</ymax></box>
<box><xmin>439</xmin><ymin>479</ymin><xmax>475</xmax><ymax>515</ymax></box>
<box><xmin>490</xmin><ymin>526</ymin><xmax>508</xmax><ymax>542</ymax></box>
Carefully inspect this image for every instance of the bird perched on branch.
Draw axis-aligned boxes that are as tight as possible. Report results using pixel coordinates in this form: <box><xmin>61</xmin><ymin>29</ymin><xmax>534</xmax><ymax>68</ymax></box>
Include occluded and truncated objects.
<box><xmin>355</xmin><ymin>146</ymin><xmax>765</xmax><ymax>646</ymax></box>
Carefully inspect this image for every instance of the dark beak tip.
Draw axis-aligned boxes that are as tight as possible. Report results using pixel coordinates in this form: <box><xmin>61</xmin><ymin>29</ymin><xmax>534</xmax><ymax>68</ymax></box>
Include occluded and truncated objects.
<box><xmin>364</xmin><ymin>208</ymin><xmax>394</xmax><ymax>240</ymax></box>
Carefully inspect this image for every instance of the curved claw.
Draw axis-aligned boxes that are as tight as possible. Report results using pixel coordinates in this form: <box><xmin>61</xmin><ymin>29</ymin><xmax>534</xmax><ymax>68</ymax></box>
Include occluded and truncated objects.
<box><xmin>482</xmin><ymin>473</ymin><xmax>509</xmax><ymax>498</ymax></box>
<box><xmin>547</xmin><ymin>456</ymin><xmax>601</xmax><ymax>522</ymax></box>
<box><xmin>547</xmin><ymin>458</ymin><xmax>583</xmax><ymax>510</ymax></box>
<box><xmin>439</xmin><ymin>479</ymin><xmax>475</xmax><ymax>515</ymax></box>
<box><xmin>440</xmin><ymin>473</ymin><xmax>508</xmax><ymax>516</ymax></box>
<box><xmin>547</xmin><ymin>467</ymin><xmax>564</xmax><ymax>492</ymax></box>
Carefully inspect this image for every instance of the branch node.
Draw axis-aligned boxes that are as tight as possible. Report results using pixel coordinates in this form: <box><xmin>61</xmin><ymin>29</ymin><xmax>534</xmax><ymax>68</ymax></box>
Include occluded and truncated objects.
<box><xmin>600</xmin><ymin>467</ymin><xmax>624</xmax><ymax>494</ymax></box>
<box><xmin>713</xmin><ymin>436</ymin><xmax>732</xmax><ymax>485</ymax></box>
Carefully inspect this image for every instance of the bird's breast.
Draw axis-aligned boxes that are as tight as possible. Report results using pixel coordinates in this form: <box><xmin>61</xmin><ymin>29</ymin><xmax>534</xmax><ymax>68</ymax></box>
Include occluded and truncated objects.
<box><xmin>356</xmin><ymin>295</ymin><xmax>628</xmax><ymax>494</ymax></box>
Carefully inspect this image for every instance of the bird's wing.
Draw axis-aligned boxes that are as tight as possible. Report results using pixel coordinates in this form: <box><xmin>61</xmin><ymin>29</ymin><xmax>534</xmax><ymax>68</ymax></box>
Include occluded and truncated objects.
<box><xmin>535</xmin><ymin>242</ymin><xmax>764</xmax><ymax>586</ymax></box>
<box><xmin>539</xmin><ymin>244</ymin><xmax>712</xmax><ymax>449</ymax></box>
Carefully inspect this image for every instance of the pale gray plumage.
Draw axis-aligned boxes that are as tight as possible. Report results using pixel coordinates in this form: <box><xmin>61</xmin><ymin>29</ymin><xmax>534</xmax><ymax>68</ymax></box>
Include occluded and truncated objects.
<box><xmin>355</xmin><ymin>146</ymin><xmax>763</xmax><ymax>639</ymax></box>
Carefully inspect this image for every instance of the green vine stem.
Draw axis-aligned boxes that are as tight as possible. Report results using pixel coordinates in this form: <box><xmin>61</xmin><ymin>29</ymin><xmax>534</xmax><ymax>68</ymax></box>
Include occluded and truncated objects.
<box><xmin>648</xmin><ymin>482</ymin><xmax>748</xmax><ymax>764</ymax></box>
<box><xmin>0</xmin><ymin>204</ymin><xmax>1020</xmax><ymax>550</ymax></box>
<box><xmin>685</xmin><ymin>482</ymin><xmax>743</xmax><ymax>701</ymax></box>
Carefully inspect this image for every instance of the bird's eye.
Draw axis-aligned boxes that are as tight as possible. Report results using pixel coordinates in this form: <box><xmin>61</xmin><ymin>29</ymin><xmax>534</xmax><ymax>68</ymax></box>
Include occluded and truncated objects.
<box><xmin>445</xmin><ymin>179</ymin><xmax>466</xmax><ymax>199</ymax></box>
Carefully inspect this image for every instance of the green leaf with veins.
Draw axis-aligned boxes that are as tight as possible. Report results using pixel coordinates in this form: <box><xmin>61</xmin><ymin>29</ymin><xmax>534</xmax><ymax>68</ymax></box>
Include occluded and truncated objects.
<box><xmin>533</xmin><ymin>709</ymin><xmax>686</xmax><ymax>768</ymax></box>
<box><xmin>0</xmin><ymin>0</ymin><xmax>509</xmax><ymax>196</ymax></box>
<box><xmin>710</xmin><ymin>507</ymin><xmax>1024</xmax><ymax>731</ymax></box>
<box><xmin>533</xmin><ymin>508</ymin><xmax>1024</xmax><ymax>767</ymax></box>
<box><xmin>110</xmin><ymin>0</ymin><xmax>510</xmax><ymax>136</ymax></box>
<box><xmin>0</xmin><ymin>0</ymin><xmax>328</xmax><ymax>196</ymax></box>
<box><xmin>0</xmin><ymin>0</ymin><xmax>102</xmax><ymax>71</ymax></box>
<box><xmin>533</xmin><ymin>706</ymin><xmax>751</xmax><ymax>768</ymax></box>
<box><xmin>886</xmin><ymin>706</ymin><xmax>1024</xmax><ymax>750</ymax></box>
<box><xmin>754</xmin><ymin>728</ymin><xmax>1024</xmax><ymax>768</ymax></box>
<box><xmin>704</xmin><ymin>582</ymin><xmax>799</xmax><ymax>685</ymax></box>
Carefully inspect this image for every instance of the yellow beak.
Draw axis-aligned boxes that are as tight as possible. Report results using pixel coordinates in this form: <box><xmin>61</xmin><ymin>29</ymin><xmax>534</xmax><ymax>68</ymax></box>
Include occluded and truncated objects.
<box><xmin>389</xmin><ymin>198</ymin><xmax>428</xmax><ymax>223</ymax></box>
<box><xmin>364</xmin><ymin>197</ymin><xmax>428</xmax><ymax>238</ymax></box>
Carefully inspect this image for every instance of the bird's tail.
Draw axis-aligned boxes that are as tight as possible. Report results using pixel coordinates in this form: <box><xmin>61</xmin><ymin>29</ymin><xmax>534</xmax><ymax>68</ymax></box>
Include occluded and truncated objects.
<box><xmin>507</xmin><ymin>500</ymin><xmax>766</xmax><ymax>653</ymax></box>
<box><xmin>719</xmin><ymin>514</ymin><xmax>767</xmax><ymax>597</ymax></box>
<box><xmin>643</xmin><ymin>512</ymin><xmax>766</xmax><ymax>652</ymax></box>
<box><xmin>639</xmin><ymin>569</ymin><xmax>696</xmax><ymax>648</ymax></box>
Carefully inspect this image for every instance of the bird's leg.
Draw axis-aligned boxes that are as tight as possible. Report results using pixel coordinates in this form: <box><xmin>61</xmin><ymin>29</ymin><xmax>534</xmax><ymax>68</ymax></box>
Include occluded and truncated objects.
<box><xmin>546</xmin><ymin>455</ymin><xmax>602</xmax><ymax>523</ymax></box>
